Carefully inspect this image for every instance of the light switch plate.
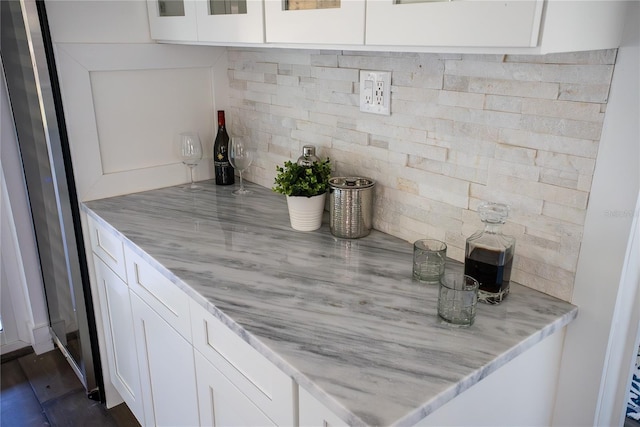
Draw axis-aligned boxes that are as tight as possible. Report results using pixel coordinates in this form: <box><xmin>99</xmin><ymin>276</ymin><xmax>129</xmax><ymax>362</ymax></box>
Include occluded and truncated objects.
<box><xmin>359</xmin><ymin>70</ymin><xmax>391</xmax><ymax>115</ymax></box>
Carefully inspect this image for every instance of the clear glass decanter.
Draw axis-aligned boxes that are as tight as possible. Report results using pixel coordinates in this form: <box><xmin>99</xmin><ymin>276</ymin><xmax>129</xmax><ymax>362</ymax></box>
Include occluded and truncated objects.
<box><xmin>464</xmin><ymin>202</ymin><xmax>515</xmax><ymax>305</ymax></box>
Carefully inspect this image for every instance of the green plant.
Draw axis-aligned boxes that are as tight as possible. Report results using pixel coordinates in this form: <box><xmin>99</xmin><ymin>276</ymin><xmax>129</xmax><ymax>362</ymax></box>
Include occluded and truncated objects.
<box><xmin>272</xmin><ymin>158</ymin><xmax>332</xmax><ymax>197</ymax></box>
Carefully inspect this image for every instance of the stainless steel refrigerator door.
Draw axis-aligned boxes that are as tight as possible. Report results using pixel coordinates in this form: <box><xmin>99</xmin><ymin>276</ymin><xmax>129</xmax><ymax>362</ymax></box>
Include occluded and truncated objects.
<box><xmin>1</xmin><ymin>0</ymin><xmax>100</xmax><ymax>397</ymax></box>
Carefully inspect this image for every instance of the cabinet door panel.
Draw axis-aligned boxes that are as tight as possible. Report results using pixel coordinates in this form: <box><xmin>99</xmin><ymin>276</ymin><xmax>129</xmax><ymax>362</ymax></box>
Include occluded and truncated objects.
<box><xmin>365</xmin><ymin>0</ymin><xmax>543</xmax><ymax>47</ymax></box>
<box><xmin>195</xmin><ymin>0</ymin><xmax>264</xmax><ymax>43</ymax></box>
<box><xmin>94</xmin><ymin>258</ymin><xmax>145</xmax><ymax>423</ymax></box>
<box><xmin>147</xmin><ymin>0</ymin><xmax>198</xmax><ymax>40</ymax></box>
<box><xmin>195</xmin><ymin>351</ymin><xmax>277</xmax><ymax>426</ymax></box>
<box><xmin>264</xmin><ymin>0</ymin><xmax>365</xmax><ymax>44</ymax></box>
<box><xmin>131</xmin><ymin>292</ymin><xmax>199</xmax><ymax>427</ymax></box>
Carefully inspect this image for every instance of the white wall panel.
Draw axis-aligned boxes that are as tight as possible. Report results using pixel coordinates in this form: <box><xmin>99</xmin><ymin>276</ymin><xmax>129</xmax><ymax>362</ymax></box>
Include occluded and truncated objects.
<box><xmin>54</xmin><ymin>43</ymin><xmax>228</xmax><ymax>201</ymax></box>
<box><xmin>553</xmin><ymin>3</ymin><xmax>640</xmax><ymax>424</ymax></box>
<box><xmin>90</xmin><ymin>67</ymin><xmax>213</xmax><ymax>174</ymax></box>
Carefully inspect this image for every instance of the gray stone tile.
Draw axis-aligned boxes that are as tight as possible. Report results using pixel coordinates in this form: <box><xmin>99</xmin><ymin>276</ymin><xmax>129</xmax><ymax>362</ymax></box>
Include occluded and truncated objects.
<box><xmin>3</xmin><ymin>350</ymin><xmax>138</xmax><ymax>427</ymax></box>
<box><xmin>42</xmin><ymin>390</ymin><xmax>119</xmax><ymax>427</ymax></box>
<box><xmin>0</xmin><ymin>359</ymin><xmax>50</xmax><ymax>427</ymax></box>
<box><xmin>18</xmin><ymin>351</ymin><xmax>83</xmax><ymax>404</ymax></box>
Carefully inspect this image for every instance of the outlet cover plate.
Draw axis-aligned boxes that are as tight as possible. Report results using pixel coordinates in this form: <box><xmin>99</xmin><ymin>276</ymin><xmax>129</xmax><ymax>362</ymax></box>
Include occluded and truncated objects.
<box><xmin>359</xmin><ymin>70</ymin><xmax>391</xmax><ymax>115</ymax></box>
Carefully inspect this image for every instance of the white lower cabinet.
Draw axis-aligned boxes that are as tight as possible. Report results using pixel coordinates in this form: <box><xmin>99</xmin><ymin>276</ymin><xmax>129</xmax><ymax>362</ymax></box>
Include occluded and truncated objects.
<box><xmin>93</xmin><ymin>257</ymin><xmax>145</xmax><ymax>423</ymax></box>
<box><xmin>299</xmin><ymin>387</ymin><xmax>347</xmax><ymax>427</ymax></box>
<box><xmin>194</xmin><ymin>351</ymin><xmax>276</xmax><ymax>426</ymax></box>
<box><xmin>190</xmin><ymin>300</ymin><xmax>295</xmax><ymax>426</ymax></box>
<box><xmin>130</xmin><ymin>292</ymin><xmax>199</xmax><ymax>427</ymax></box>
<box><xmin>90</xmin><ymin>216</ymin><xmax>298</xmax><ymax>426</ymax></box>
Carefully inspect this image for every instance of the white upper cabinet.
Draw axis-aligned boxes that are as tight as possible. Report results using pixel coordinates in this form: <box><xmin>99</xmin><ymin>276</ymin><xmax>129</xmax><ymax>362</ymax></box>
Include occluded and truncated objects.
<box><xmin>195</xmin><ymin>0</ymin><xmax>265</xmax><ymax>43</ymax></box>
<box><xmin>264</xmin><ymin>0</ymin><xmax>365</xmax><ymax>44</ymax></box>
<box><xmin>146</xmin><ymin>0</ymin><xmax>198</xmax><ymax>41</ymax></box>
<box><xmin>147</xmin><ymin>0</ymin><xmax>265</xmax><ymax>42</ymax></box>
<box><xmin>146</xmin><ymin>0</ymin><xmax>627</xmax><ymax>53</ymax></box>
<box><xmin>365</xmin><ymin>0</ymin><xmax>628</xmax><ymax>53</ymax></box>
<box><xmin>536</xmin><ymin>0</ymin><xmax>627</xmax><ymax>54</ymax></box>
<box><xmin>365</xmin><ymin>0</ymin><xmax>543</xmax><ymax>48</ymax></box>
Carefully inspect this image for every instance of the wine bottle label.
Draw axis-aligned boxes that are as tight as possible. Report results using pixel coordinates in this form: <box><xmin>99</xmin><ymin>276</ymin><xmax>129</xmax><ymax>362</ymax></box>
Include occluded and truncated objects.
<box><xmin>214</xmin><ymin>162</ymin><xmax>234</xmax><ymax>185</ymax></box>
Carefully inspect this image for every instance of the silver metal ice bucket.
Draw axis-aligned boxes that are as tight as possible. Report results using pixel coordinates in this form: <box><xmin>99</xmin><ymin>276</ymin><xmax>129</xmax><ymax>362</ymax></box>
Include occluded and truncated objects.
<box><xmin>329</xmin><ymin>177</ymin><xmax>375</xmax><ymax>239</ymax></box>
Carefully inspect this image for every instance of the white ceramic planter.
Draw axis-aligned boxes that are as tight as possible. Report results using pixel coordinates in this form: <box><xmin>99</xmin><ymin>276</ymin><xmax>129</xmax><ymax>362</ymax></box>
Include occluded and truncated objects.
<box><xmin>286</xmin><ymin>193</ymin><xmax>326</xmax><ymax>231</ymax></box>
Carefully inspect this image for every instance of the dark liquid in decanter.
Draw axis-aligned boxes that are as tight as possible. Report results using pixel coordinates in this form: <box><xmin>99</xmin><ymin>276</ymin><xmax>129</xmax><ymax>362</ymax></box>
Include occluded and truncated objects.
<box><xmin>464</xmin><ymin>247</ymin><xmax>513</xmax><ymax>303</ymax></box>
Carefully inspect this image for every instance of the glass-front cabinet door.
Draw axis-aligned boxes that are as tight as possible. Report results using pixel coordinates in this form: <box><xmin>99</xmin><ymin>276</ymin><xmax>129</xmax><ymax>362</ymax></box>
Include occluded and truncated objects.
<box><xmin>264</xmin><ymin>0</ymin><xmax>365</xmax><ymax>44</ymax></box>
<box><xmin>365</xmin><ymin>0</ymin><xmax>544</xmax><ymax>48</ymax></box>
<box><xmin>147</xmin><ymin>0</ymin><xmax>198</xmax><ymax>41</ymax></box>
<box><xmin>196</xmin><ymin>0</ymin><xmax>264</xmax><ymax>43</ymax></box>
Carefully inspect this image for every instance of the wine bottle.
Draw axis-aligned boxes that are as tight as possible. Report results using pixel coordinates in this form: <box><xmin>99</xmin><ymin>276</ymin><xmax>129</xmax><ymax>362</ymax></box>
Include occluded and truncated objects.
<box><xmin>213</xmin><ymin>110</ymin><xmax>234</xmax><ymax>185</ymax></box>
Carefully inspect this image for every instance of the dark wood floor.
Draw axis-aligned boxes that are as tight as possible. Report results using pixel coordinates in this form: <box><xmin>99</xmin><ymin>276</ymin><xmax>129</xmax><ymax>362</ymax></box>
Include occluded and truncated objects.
<box><xmin>1</xmin><ymin>347</ymin><xmax>139</xmax><ymax>427</ymax></box>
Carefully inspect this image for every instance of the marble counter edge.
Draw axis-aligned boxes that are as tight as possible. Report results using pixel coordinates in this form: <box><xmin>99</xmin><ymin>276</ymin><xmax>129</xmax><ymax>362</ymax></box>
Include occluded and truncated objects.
<box><xmin>82</xmin><ymin>205</ymin><xmax>579</xmax><ymax>426</ymax></box>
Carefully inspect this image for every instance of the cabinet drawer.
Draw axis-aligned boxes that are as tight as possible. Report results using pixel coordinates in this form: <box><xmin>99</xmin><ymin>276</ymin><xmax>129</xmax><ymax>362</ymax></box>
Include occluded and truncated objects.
<box><xmin>87</xmin><ymin>216</ymin><xmax>126</xmax><ymax>281</ymax></box>
<box><xmin>190</xmin><ymin>301</ymin><xmax>295</xmax><ymax>426</ymax></box>
<box><xmin>299</xmin><ymin>386</ymin><xmax>348</xmax><ymax>427</ymax></box>
<box><xmin>125</xmin><ymin>246</ymin><xmax>191</xmax><ymax>340</ymax></box>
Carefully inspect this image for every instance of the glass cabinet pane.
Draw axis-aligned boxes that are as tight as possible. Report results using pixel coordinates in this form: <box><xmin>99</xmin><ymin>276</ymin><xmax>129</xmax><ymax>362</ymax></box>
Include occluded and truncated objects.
<box><xmin>395</xmin><ymin>0</ymin><xmax>449</xmax><ymax>4</ymax></box>
<box><xmin>159</xmin><ymin>0</ymin><xmax>185</xmax><ymax>16</ymax></box>
<box><xmin>209</xmin><ymin>0</ymin><xmax>247</xmax><ymax>15</ymax></box>
<box><xmin>265</xmin><ymin>0</ymin><xmax>364</xmax><ymax>44</ymax></box>
<box><xmin>285</xmin><ymin>0</ymin><xmax>340</xmax><ymax>11</ymax></box>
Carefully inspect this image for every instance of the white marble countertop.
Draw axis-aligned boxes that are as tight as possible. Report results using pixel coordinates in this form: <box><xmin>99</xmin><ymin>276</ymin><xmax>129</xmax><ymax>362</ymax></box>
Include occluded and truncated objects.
<box><xmin>83</xmin><ymin>180</ymin><xmax>578</xmax><ymax>426</ymax></box>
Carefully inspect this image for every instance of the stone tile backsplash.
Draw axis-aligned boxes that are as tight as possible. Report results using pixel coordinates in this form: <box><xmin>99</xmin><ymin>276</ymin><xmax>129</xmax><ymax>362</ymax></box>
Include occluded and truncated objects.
<box><xmin>227</xmin><ymin>47</ymin><xmax>616</xmax><ymax>301</ymax></box>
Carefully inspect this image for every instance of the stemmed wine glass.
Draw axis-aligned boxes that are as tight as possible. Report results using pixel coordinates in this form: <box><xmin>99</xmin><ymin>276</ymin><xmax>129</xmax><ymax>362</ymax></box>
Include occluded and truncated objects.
<box><xmin>228</xmin><ymin>136</ymin><xmax>255</xmax><ymax>195</ymax></box>
<box><xmin>179</xmin><ymin>132</ymin><xmax>203</xmax><ymax>192</ymax></box>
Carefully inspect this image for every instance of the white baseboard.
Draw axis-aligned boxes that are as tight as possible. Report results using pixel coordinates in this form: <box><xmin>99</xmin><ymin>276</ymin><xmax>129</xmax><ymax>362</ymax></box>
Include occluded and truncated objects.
<box><xmin>31</xmin><ymin>323</ymin><xmax>54</xmax><ymax>355</ymax></box>
<box><xmin>0</xmin><ymin>339</ymin><xmax>31</xmax><ymax>355</ymax></box>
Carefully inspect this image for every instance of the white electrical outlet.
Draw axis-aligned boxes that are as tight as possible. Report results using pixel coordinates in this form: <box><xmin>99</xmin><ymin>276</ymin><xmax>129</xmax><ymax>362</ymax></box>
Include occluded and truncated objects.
<box><xmin>359</xmin><ymin>70</ymin><xmax>391</xmax><ymax>115</ymax></box>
